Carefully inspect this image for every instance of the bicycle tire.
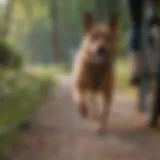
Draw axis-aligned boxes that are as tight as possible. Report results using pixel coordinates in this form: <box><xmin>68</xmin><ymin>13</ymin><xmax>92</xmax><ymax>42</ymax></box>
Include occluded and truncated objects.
<box><xmin>140</xmin><ymin>0</ymin><xmax>160</xmax><ymax>127</ymax></box>
<box><xmin>149</xmin><ymin>72</ymin><xmax>160</xmax><ymax>127</ymax></box>
<box><xmin>146</xmin><ymin>17</ymin><xmax>160</xmax><ymax>127</ymax></box>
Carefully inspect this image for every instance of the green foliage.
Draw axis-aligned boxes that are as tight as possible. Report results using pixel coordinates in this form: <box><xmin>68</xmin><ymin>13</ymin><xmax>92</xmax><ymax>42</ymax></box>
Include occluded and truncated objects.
<box><xmin>0</xmin><ymin>68</ymin><xmax>55</xmax><ymax>153</ymax></box>
<box><xmin>117</xmin><ymin>16</ymin><xmax>128</xmax><ymax>58</ymax></box>
<box><xmin>27</xmin><ymin>16</ymin><xmax>52</xmax><ymax>64</ymax></box>
<box><xmin>0</xmin><ymin>41</ymin><xmax>23</xmax><ymax>68</ymax></box>
<box><xmin>116</xmin><ymin>59</ymin><xmax>136</xmax><ymax>94</ymax></box>
<box><xmin>0</xmin><ymin>69</ymin><xmax>54</xmax><ymax>126</ymax></box>
<box><xmin>7</xmin><ymin>0</ymin><xmax>128</xmax><ymax>64</ymax></box>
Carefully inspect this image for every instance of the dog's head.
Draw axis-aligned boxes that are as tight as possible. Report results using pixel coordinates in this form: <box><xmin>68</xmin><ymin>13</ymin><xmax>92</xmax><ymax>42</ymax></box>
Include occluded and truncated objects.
<box><xmin>81</xmin><ymin>12</ymin><xmax>118</xmax><ymax>64</ymax></box>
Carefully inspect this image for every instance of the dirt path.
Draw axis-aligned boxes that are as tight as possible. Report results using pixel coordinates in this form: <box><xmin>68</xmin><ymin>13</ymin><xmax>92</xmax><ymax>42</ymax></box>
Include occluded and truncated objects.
<box><xmin>8</xmin><ymin>75</ymin><xmax>160</xmax><ymax>160</ymax></box>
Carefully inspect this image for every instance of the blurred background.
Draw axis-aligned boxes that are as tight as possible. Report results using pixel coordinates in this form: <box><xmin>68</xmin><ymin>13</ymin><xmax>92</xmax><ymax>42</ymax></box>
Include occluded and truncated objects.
<box><xmin>0</xmin><ymin>0</ymin><xmax>135</xmax><ymax>159</ymax></box>
<box><xmin>0</xmin><ymin>0</ymin><xmax>128</xmax><ymax>65</ymax></box>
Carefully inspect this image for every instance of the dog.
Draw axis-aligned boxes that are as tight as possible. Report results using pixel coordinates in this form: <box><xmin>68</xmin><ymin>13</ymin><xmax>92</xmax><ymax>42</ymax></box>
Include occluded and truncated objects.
<box><xmin>72</xmin><ymin>12</ymin><xmax>118</xmax><ymax>133</ymax></box>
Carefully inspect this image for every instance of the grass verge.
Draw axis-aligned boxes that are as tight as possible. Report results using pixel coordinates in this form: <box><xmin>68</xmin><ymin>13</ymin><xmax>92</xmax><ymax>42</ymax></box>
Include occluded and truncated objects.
<box><xmin>115</xmin><ymin>59</ymin><xmax>136</xmax><ymax>95</ymax></box>
<box><xmin>0</xmin><ymin>67</ymin><xmax>57</xmax><ymax>155</ymax></box>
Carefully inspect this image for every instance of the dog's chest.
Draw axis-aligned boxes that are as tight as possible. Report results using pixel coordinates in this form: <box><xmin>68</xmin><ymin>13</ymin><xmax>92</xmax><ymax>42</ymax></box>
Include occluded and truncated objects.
<box><xmin>86</xmin><ymin>63</ymin><xmax>108</xmax><ymax>90</ymax></box>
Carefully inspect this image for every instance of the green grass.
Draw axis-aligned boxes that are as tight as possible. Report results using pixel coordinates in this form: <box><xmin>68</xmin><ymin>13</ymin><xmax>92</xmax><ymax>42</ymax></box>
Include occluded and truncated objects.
<box><xmin>115</xmin><ymin>59</ymin><xmax>136</xmax><ymax>95</ymax></box>
<box><xmin>0</xmin><ymin>68</ymin><xmax>55</xmax><ymax>125</ymax></box>
<box><xmin>25</xmin><ymin>63</ymin><xmax>72</xmax><ymax>75</ymax></box>
<box><xmin>0</xmin><ymin>67</ymin><xmax>58</xmax><ymax>155</ymax></box>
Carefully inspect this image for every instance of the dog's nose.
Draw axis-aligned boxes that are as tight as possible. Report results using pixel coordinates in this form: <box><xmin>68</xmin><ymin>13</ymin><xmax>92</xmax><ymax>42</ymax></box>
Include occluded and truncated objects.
<box><xmin>97</xmin><ymin>46</ymin><xmax>106</xmax><ymax>56</ymax></box>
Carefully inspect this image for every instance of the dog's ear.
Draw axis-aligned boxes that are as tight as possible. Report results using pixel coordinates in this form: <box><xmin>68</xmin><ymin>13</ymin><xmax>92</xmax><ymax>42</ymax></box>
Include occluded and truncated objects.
<box><xmin>84</xmin><ymin>12</ymin><xmax>93</xmax><ymax>33</ymax></box>
<box><xmin>108</xmin><ymin>14</ymin><xmax>119</xmax><ymax>31</ymax></box>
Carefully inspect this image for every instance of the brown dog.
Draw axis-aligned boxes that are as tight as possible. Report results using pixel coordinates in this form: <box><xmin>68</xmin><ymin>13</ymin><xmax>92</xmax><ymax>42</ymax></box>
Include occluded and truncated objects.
<box><xmin>72</xmin><ymin>12</ymin><xmax>118</xmax><ymax>133</ymax></box>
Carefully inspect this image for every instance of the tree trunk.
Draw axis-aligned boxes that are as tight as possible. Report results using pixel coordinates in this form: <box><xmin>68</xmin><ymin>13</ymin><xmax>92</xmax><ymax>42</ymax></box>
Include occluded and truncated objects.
<box><xmin>1</xmin><ymin>0</ymin><xmax>14</xmax><ymax>40</ymax></box>
<box><xmin>50</xmin><ymin>0</ymin><xmax>61</xmax><ymax>63</ymax></box>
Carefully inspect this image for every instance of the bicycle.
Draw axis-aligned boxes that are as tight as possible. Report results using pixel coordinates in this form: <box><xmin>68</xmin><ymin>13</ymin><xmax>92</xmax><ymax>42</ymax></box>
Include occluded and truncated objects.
<box><xmin>140</xmin><ymin>0</ymin><xmax>160</xmax><ymax>127</ymax></box>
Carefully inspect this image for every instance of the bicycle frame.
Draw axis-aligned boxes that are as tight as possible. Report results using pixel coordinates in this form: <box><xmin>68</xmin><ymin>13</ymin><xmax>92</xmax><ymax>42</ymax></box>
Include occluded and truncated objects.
<box><xmin>140</xmin><ymin>0</ymin><xmax>160</xmax><ymax>112</ymax></box>
<box><xmin>140</xmin><ymin>0</ymin><xmax>151</xmax><ymax>112</ymax></box>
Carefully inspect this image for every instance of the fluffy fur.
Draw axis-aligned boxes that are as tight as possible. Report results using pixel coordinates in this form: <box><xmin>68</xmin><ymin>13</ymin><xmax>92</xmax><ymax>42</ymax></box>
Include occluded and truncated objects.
<box><xmin>72</xmin><ymin>12</ymin><xmax>118</xmax><ymax>133</ymax></box>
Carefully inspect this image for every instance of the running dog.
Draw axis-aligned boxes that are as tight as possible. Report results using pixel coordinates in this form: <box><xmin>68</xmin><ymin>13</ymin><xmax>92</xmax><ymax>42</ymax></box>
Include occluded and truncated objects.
<box><xmin>72</xmin><ymin>12</ymin><xmax>118</xmax><ymax>133</ymax></box>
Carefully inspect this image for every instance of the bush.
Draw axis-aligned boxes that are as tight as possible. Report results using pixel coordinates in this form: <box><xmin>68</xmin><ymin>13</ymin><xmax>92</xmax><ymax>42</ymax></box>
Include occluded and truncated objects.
<box><xmin>0</xmin><ymin>68</ymin><xmax>56</xmax><ymax>154</ymax></box>
<box><xmin>0</xmin><ymin>41</ymin><xmax>23</xmax><ymax>68</ymax></box>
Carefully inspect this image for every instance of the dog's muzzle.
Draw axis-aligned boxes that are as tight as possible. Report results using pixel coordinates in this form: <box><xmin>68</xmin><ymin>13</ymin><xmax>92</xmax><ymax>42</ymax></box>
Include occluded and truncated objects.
<box><xmin>91</xmin><ymin>45</ymin><xmax>107</xmax><ymax>58</ymax></box>
<box><xmin>96</xmin><ymin>46</ymin><xmax>106</xmax><ymax>57</ymax></box>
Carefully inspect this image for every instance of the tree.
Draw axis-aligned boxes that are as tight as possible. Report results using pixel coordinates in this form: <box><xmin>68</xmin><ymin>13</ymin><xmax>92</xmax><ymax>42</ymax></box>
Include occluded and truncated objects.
<box><xmin>0</xmin><ymin>0</ymin><xmax>14</xmax><ymax>40</ymax></box>
<box><xmin>50</xmin><ymin>0</ymin><xmax>61</xmax><ymax>63</ymax></box>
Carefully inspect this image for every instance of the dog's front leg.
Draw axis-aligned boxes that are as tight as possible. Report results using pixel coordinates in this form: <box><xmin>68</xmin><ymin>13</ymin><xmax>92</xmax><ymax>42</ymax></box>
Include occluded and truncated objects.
<box><xmin>97</xmin><ymin>91</ymin><xmax>112</xmax><ymax>133</ymax></box>
<box><xmin>87</xmin><ymin>92</ymin><xmax>99</xmax><ymax>119</ymax></box>
<box><xmin>73</xmin><ymin>87</ymin><xmax>88</xmax><ymax>118</ymax></box>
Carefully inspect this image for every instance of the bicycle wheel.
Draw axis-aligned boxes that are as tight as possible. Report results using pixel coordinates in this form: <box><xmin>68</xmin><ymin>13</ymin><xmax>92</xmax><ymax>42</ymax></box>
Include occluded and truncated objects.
<box><xmin>139</xmin><ymin>0</ymin><xmax>151</xmax><ymax>114</ymax></box>
<box><xmin>140</xmin><ymin>0</ymin><xmax>160</xmax><ymax>127</ymax></box>
<box><xmin>149</xmin><ymin>74</ymin><xmax>159</xmax><ymax>127</ymax></box>
<box><xmin>145</xmin><ymin>16</ymin><xmax>160</xmax><ymax>127</ymax></box>
<box><xmin>148</xmin><ymin>17</ymin><xmax>160</xmax><ymax>127</ymax></box>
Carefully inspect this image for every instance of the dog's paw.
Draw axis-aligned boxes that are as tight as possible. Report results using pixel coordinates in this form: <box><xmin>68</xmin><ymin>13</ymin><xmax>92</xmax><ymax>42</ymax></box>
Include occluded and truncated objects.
<box><xmin>78</xmin><ymin>104</ymin><xmax>88</xmax><ymax>118</ymax></box>
<box><xmin>89</xmin><ymin>111</ymin><xmax>99</xmax><ymax>120</ymax></box>
<box><xmin>93</xmin><ymin>122</ymin><xmax>107</xmax><ymax>136</ymax></box>
<box><xmin>96</xmin><ymin>127</ymin><xmax>107</xmax><ymax>136</ymax></box>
